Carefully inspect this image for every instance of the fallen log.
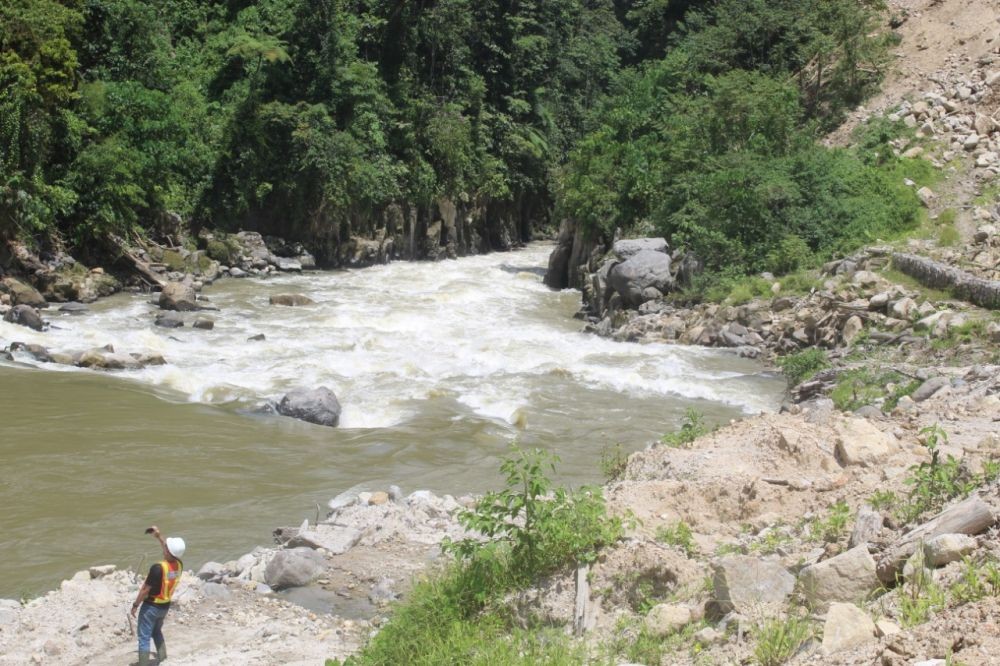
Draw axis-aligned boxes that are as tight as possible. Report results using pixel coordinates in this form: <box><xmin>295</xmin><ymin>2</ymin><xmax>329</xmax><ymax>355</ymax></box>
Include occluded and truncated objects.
<box><xmin>876</xmin><ymin>496</ymin><xmax>996</xmax><ymax>584</ymax></box>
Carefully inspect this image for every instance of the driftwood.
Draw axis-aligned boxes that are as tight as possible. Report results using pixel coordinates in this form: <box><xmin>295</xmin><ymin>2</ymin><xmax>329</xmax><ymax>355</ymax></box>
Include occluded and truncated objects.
<box><xmin>573</xmin><ymin>564</ymin><xmax>595</xmax><ymax>636</ymax></box>
<box><xmin>876</xmin><ymin>496</ymin><xmax>996</xmax><ymax>584</ymax></box>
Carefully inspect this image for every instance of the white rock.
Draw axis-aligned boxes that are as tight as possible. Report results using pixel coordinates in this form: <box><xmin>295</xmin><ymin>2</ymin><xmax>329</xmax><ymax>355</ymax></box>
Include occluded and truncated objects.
<box><xmin>917</xmin><ymin>187</ymin><xmax>936</xmax><ymax>206</ymax></box>
<box><xmin>644</xmin><ymin>603</ymin><xmax>692</xmax><ymax>637</ymax></box>
<box><xmin>821</xmin><ymin>602</ymin><xmax>876</xmax><ymax>655</ymax></box>
<box><xmin>834</xmin><ymin>417</ymin><xmax>898</xmax><ymax>467</ymax></box>
<box><xmin>799</xmin><ymin>545</ymin><xmax>880</xmax><ymax>611</ymax></box>
<box><xmin>925</xmin><ymin>533</ymin><xmax>977</xmax><ymax>566</ymax></box>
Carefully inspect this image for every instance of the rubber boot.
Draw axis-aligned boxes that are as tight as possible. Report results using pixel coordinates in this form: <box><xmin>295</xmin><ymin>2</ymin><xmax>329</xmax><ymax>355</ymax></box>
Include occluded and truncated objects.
<box><xmin>156</xmin><ymin>642</ymin><xmax>167</xmax><ymax>662</ymax></box>
<box><xmin>137</xmin><ymin>652</ymin><xmax>150</xmax><ymax>666</ymax></box>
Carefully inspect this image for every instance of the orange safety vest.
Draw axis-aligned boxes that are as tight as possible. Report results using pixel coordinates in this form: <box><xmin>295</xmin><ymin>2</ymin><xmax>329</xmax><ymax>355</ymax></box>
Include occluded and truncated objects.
<box><xmin>151</xmin><ymin>560</ymin><xmax>182</xmax><ymax>604</ymax></box>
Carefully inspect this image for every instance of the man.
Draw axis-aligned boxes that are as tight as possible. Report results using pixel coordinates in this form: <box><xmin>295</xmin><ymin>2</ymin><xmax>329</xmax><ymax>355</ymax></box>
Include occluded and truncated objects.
<box><xmin>130</xmin><ymin>526</ymin><xmax>185</xmax><ymax>665</ymax></box>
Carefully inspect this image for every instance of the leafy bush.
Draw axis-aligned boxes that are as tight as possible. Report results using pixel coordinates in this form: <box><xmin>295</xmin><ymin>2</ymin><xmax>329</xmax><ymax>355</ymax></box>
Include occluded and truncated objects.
<box><xmin>655</xmin><ymin>521</ymin><xmax>698</xmax><ymax>557</ymax></box>
<box><xmin>661</xmin><ymin>409</ymin><xmax>709</xmax><ymax>448</ymax></box>
<box><xmin>776</xmin><ymin>349</ymin><xmax>829</xmax><ymax>385</ymax></box>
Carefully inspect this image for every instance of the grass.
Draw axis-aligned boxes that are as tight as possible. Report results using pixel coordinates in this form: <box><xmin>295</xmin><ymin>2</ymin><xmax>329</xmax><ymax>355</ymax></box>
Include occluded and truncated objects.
<box><xmin>600</xmin><ymin>443</ymin><xmax>628</xmax><ymax>482</ymax></box>
<box><xmin>831</xmin><ymin>366</ymin><xmax>919</xmax><ymax>412</ymax></box>
<box><xmin>753</xmin><ymin>616</ymin><xmax>814</xmax><ymax>666</ymax></box>
<box><xmin>806</xmin><ymin>501</ymin><xmax>852</xmax><ymax>544</ymax></box>
<box><xmin>655</xmin><ymin>521</ymin><xmax>699</xmax><ymax>558</ymax></box>
<box><xmin>881</xmin><ymin>268</ymin><xmax>952</xmax><ymax>303</ymax></box>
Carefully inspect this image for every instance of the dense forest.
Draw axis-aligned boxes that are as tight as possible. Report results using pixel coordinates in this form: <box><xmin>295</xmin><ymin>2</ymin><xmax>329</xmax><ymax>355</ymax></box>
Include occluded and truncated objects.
<box><xmin>2</xmin><ymin>0</ymin><xmax>919</xmax><ymax>280</ymax></box>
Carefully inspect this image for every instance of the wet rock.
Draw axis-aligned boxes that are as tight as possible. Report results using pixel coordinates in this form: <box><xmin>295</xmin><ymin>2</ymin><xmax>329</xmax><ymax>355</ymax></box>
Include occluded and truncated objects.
<box><xmin>913</xmin><ymin>377</ymin><xmax>949</xmax><ymax>402</ymax></box>
<box><xmin>0</xmin><ymin>277</ymin><xmax>47</xmax><ymax>308</ymax></box>
<box><xmin>264</xmin><ymin>548</ymin><xmax>326</xmax><ymax>590</ymax></box>
<box><xmin>388</xmin><ymin>485</ymin><xmax>403</xmax><ymax>502</ymax></box>
<box><xmin>3</xmin><ymin>304</ymin><xmax>44</xmax><ymax>331</ymax></box>
<box><xmin>799</xmin><ymin>545</ymin><xmax>879</xmax><ymax>611</ymax></box>
<box><xmin>369</xmin><ymin>491</ymin><xmax>389</xmax><ymax>506</ymax></box>
<box><xmin>58</xmin><ymin>302</ymin><xmax>88</xmax><ymax>314</ymax></box>
<box><xmin>821</xmin><ymin>602</ymin><xmax>876</xmax><ymax>655</ymax></box>
<box><xmin>277</xmin><ymin>387</ymin><xmax>342</xmax><ymax>427</ymax></box>
<box><xmin>609</xmin><ymin>250</ymin><xmax>674</xmax><ymax>307</ymax></box>
<box><xmin>158</xmin><ymin>281</ymin><xmax>198</xmax><ymax>311</ymax></box>
<box><xmin>10</xmin><ymin>342</ymin><xmax>51</xmax><ymax>362</ymax></box>
<box><xmin>248</xmin><ymin>333</ymin><xmax>266</xmax><ymax>341</ymax></box>
<box><xmin>193</xmin><ymin>316</ymin><xmax>215</xmax><ymax>330</ymax></box>
<box><xmin>229</xmin><ymin>267</ymin><xmax>248</xmax><ymax>278</ymax></box>
<box><xmin>710</xmin><ymin>556</ymin><xmax>795</xmax><ymax>618</ymax></box>
<box><xmin>269</xmin><ymin>293</ymin><xmax>315</xmax><ymax>307</ymax></box>
<box><xmin>274</xmin><ymin>257</ymin><xmax>302</xmax><ymax>272</ymax></box>
<box><xmin>925</xmin><ymin>534</ymin><xmax>977</xmax><ymax>566</ymax></box>
<box><xmin>155</xmin><ymin>312</ymin><xmax>185</xmax><ymax>328</ymax></box>
<box><xmin>644</xmin><ymin>603</ymin><xmax>691</xmax><ymax>637</ymax></box>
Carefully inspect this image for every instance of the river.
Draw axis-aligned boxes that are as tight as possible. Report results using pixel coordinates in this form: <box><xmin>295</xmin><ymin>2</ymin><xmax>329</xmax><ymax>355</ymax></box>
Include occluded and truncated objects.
<box><xmin>0</xmin><ymin>244</ymin><xmax>784</xmax><ymax>597</ymax></box>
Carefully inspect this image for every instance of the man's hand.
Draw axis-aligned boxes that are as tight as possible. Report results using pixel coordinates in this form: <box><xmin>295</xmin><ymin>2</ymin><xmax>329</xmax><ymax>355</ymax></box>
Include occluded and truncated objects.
<box><xmin>148</xmin><ymin>525</ymin><xmax>161</xmax><ymax>539</ymax></box>
<box><xmin>130</xmin><ymin>602</ymin><xmax>139</xmax><ymax>618</ymax></box>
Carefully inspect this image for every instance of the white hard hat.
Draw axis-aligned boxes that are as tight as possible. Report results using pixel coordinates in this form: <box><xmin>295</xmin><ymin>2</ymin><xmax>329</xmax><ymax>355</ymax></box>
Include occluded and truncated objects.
<box><xmin>166</xmin><ymin>537</ymin><xmax>186</xmax><ymax>558</ymax></box>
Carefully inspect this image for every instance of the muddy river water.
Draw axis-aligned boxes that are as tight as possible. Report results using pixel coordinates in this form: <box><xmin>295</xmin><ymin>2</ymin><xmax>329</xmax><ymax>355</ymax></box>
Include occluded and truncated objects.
<box><xmin>0</xmin><ymin>244</ymin><xmax>784</xmax><ymax>597</ymax></box>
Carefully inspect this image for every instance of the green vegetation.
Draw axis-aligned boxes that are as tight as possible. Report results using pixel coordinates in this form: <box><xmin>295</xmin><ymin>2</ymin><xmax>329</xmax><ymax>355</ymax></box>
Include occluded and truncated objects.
<box><xmin>753</xmin><ymin>616</ymin><xmax>814</xmax><ymax>666</ymax></box>
<box><xmin>2</xmin><ymin>0</ymin><xmax>921</xmax><ymax>280</ymax></box>
<box><xmin>776</xmin><ymin>348</ymin><xmax>829</xmax><ymax>385</ymax></box>
<box><xmin>831</xmin><ymin>366</ymin><xmax>921</xmax><ymax>412</ymax></box>
<box><xmin>660</xmin><ymin>408</ymin><xmax>710</xmax><ymax>448</ymax></box>
<box><xmin>601</xmin><ymin>617</ymin><xmax>709</xmax><ymax>665</ymax></box>
<box><xmin>806</xmin><ymin>501</ymin><xmax>852</xmax><ymax>544</ymax></box>
<box><xmin>600</xmin><ymin>442</ymin><xmax>628</xmax><ymax>482</ymax></box>
<box><xmin>655</xmin><ymin>521</ymin><xmax>698</xmax><ymax>558</ymax></box>
<box><xmin>338</xmin><ymin>446</ymin><xmax>620</xmax><ymax>665</ymax></box>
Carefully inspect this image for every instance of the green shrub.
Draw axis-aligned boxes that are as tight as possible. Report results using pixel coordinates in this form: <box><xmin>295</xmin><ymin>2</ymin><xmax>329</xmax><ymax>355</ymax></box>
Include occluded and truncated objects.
<box><xmin>661</xmin><ymin>409</ymin><xmax>709</xmax><ymax>448</ymax></box>
<box><xmin>806</xmin><ymin>501</ymin><xmax>851</xmax><ymax>543</ymax></box>
<box><xmin>776</xmin><ymin>348</ymin><xmax>829</xmax><ymax>385</ymax></box>
<box><xmin>655</xmin><ymin>521</ymin><xmax>698</xmax><ymax>557</ymax></box>
<box><xmin>765</xmin><ymin>235</ymin><xmax>813</xmax><ymax>275</ymax></box>
<box><xmin>600</xmin><ymin>443</ymin><xmax>629</xmax><ymax>482</ymax></box>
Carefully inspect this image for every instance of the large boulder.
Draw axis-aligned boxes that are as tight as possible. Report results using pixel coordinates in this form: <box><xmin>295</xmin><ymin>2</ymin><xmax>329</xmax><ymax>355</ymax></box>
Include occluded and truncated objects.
<box><xmin>277</xmin><ymin>387</ymin><xmax>342</xmax><ymax>427</ymax></box>
<box><xmin>158</xmin><ymin>281</ymin><xmax>198</xmax><ymax>311</ymax></box>
<box><xmin>613</xmin><ymin>237</ymin><xmax>669</xmax><ymax>260</ymax></box>
<box><xmin>833</xmin><ymin>418</ymin><xmax>898</xmax><ymax>467</ymax></box>
<box><xmin>798</xmin><ymin>545</ymin><xmax>880</xmax><ymax>611</ymax></box>
<box><xmin>264</xmin><ymin>548</ymin><xmax>325</xmax><ymax>590</ymax></box>
<box><xmin>608</xmin><ymin>250</ymin><xmax>674</xmax><ymax>308</ymax></box>
<box><xmin>821</xmin><ymin>602</ymin><xmax>876</xmax><ymax>655</ymax></box>
<box><xmin>0</xmin><ymin>277</ymin><xmax>47</xmax><ymax>308</ymax></box>
<box><xmin>710</xmin><ymin>556</ymin><xmax>795</xmax><ymax>618</ymax></box>
<box><xmin>3</xmin><ymin>304</ymin><xmax>44</xmax><ymax>331</ymax></box>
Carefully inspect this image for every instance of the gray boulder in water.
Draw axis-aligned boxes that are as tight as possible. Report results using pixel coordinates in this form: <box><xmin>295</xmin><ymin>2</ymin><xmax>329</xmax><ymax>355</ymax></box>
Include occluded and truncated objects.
<box><xmin>158</xmin><ymin>281</ymin><xmax>198</xmax><ymax>311</ymax></box>
<box><xmin>277</xmin><ymin>387</ymin><xmax>342</xmax><ymax>427</ymax></box>
<box><xmin>609</xmin><ymin>249</ymin><xmax>674</xmax><ymax>307</ymax></box>
<box><xmin>3</xmin><ymin>304</ymin><xmax>44</xmax><ymax>331</ymax></box>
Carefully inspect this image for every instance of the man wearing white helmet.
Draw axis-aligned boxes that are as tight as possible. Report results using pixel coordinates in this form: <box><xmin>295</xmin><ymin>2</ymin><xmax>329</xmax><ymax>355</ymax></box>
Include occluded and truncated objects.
<box><xmin>130</xmin><ymin>526</ymin><xmax>185</xmax><ymax>665</ymax></box>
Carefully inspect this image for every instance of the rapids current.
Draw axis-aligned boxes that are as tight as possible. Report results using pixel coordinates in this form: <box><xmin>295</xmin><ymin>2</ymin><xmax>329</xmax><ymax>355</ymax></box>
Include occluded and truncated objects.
<box><xmin>0</xmin><ymin>244</ymin><xmax>784</xmax><ymax>596</ymax></box>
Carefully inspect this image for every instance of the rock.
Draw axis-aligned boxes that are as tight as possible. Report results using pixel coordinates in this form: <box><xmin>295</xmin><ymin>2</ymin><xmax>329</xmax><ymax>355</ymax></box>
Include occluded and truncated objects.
<box><xmin>229</xmin><ymin>267</ymin><xmax>248</xmax><ymax>278</ymax></box>
<box><xmin>368</xmin><ymin>577</ymin><xmax>398</xmax><ymax>606</ymax></box>
<box><xmin>869</xmin><ymin>292</ymin><xmax>890</xmax><ymax>310</ymax></box>
<box><xmin>276</xmin><ymin>387</ymin><xmax>342</xmax><ymax>427</ymax></box>
<box><xmin>987</xmin><ymin>322</ymin><xmax>1000</xmax><ymax>344</ymax></box>
<box><xmin>851</xmin><ymin>271</ymin><xmax>878</xmax><ymax>287</ymax></box>
<box><xmin>891</xmin><ymin>297</ymin><xmax>917</xmax><ymax>319</ymax></box>
<box><xmin>912</xmin><ymin>377</ymin><xmax>949</xmax><ymax>402</ymax></box>
<box><xmin>613</xmin><ymin>238</ymin><xmax>669</xmax><ymax>259</ymax></box>
<box><xmin>269</xmin><ymin>293</ymin><xmax>315</xmax><ymax>307</ymax></box>
<box><xmin>924</xmin><ymin>534</ymin><xmax>977</xmax><ymax>566</ymax></box>
<box><xmin>192</xmin><ymin>316</ymin><xmax>215</xmax><ymax>330</ymax></box>
<box><xmin>158</xmin><ymin>281</ymin><xmax>198</xmax><ymax>311</ymax></box>
<box><xmin>609</xmin><ymin>250</ymin><xmax>674</xmax><ymax>308</ymax></box>
<box><xmin>0</xmin><ymin>277</ymin><xmax>47</xmax><ymax>308</ymax></box>
<box><xmin>388</xmin><ymin>485</ymin><xmax>403</xmax><ymax>502</ymax></box>
<box><xmin>369</xmin><ymin>491</ymin><xmax>389</xmax><ymax>506</ymax></box>
<box><xmin>154</xmin><ymin>312</ymin><xmax>185</xmax><ymax>328</ymax></box>
<box><xmin>917</xmin><ymin>187</ymin><xmax>936</xmax><ymax>206</ymax></box>
<box><xmin>248</xmin><ymin>333</ymin><xmax>266</xmax><ymax>341</ymax></box>
<box><xmin>875</xmin><ymin>618</ymin><xmax>901</xmax><ymax>637</ymax></box>
<box><xmin>833</xmin><ymin>418</ymin><xmax>897</xmax><ymax>467</ymax></box>
<box><xmin>264</xmin><ymin>547</ymin><xmax>326</xmax><ymax>590</ymax></box>
<box><xmin>88</xmin><ymin>565</ymin><xmax>116</xmax><ymax>579</ymax></box>
<box><xmin>711</xmin><ymin>556</ymin><xmax>795</xmax><ymax>618</ymax></box>
<box><xmin>3</xmin><ymin>304</ymin><xmax>44</xmax><ymax>331</ymax></box>
<box><xmin>799</xmin><ymin>545</ymin><xmax>880</xmax><ymax>611</ymax></box>
<box><xmin>201</xmin><ymin>582</ymin><xmax>231</xmax><ymax>599</ymax></box>
<box><xmin>644</xmin><ymin>603</ymin><xmax>691</xmax><ymax>637</ymax></box>
<box><xmin>853</xmin><ymin>405</ymin><xmax>882</xmax><ymax>419</ymax></box>
<box><xmin>821</xmin><ymin>603</ymin><xmax>876</xmax><ymax>655</ymax></box>
<box><xmin>849</xmin><ymin>506</ymin><xmax>883</xmax><ymax>549</ymax></box>
<box><xmin>288</xmin><ymin>527</ymin><xmax>362</xmax><ymax>555</ymax></box>
<box><xmin>58</xmin><ymin>302</ymin><xmax>89</xmax><ymax>314</ymax></box>
<box><xmin>964</xmin><ymin>134</ymin><xmax>980</xmax><ymax>150</ymax></box>
<box><xmin>273</xmin><ymin>257</ymin><xmax>303</xmax><ymax>272</ymax></box>
<box><xmin>197</xmin><ymin>562</ymin><xmax>226</xmax><ymax>582</ymax></box>
<box><xmin>841</xmin><ymin>315</ymin><xmax>864</xmax><ymax>345</ymax></box>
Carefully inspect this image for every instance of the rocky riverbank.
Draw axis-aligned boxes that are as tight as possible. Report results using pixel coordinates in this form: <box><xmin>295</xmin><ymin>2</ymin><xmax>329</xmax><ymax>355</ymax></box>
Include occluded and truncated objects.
<box><xmin>0</xmin><ymin>488</ymin><xmax>473</xmax><ymax>665</ymax></box>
